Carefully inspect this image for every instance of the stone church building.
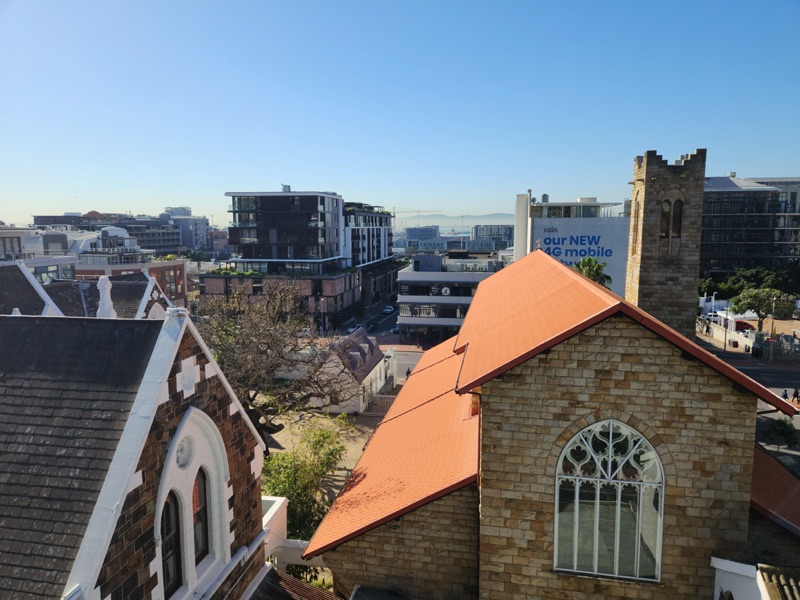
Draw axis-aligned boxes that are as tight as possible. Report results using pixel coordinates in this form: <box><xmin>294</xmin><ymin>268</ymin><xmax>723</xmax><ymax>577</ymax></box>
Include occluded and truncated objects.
<box><xmin>303</xmin><ymin>149</ymin><xmax>800</xmax><ymax>599</ymax></box>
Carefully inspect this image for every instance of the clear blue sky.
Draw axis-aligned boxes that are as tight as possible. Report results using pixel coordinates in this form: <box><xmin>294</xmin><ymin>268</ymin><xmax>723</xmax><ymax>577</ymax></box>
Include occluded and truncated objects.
<box><xmin>1</xmin><ymin>0</ymin><xmax>798</xmax><ymax>227</ymax></box>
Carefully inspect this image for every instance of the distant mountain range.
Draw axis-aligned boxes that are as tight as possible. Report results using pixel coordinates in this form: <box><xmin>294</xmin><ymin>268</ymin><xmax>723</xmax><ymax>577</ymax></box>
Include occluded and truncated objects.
<box><xmin>395</xmin><ymin>212</ymin><xmax>515</xmax><ymax>231</ymax></box>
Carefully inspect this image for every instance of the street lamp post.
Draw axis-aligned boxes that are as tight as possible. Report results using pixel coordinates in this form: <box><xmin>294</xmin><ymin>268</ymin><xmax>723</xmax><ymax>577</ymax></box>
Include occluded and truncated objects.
<box><xmin>772</xmin><ymin>296</ymin><xmax>776</xmax><ymax>337</ymax></box>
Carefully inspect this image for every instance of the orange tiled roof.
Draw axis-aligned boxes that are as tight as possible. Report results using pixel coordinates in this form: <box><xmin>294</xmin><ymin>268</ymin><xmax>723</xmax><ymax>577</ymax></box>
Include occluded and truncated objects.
<box><xmin>454</xmin><ymin>250</ymin><xmax>796</xmax><ymax>416</ymax></box>
<box><xmin>303</xmin><ymin>343</ymin><xmax>478</xmax><ymax>558</ymax></box>
<box><xmin>304</xmin><ymin>250</ymin><xmax>797</xmax><ymax>559</ymax></box>
<box><xmin>752</xmin><ymin>444</ymin><xmax>800</xmax><ymax>536</ymax></box>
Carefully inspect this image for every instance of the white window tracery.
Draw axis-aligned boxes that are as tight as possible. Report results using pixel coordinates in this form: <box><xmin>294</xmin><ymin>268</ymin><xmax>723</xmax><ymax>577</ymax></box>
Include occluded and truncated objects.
<box><xmin>554</xmin><ymin>419</ymin><xmax>664</xmax><ymax>581</ymax></box>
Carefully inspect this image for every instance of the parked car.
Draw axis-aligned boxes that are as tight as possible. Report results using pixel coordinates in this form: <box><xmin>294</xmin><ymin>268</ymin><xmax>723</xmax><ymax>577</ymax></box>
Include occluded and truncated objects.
<box><xmin>703</xmin><ymin>312</ymin><xmax>723</xmax><ymax>324</ymax></box>
<box><xmin>382</xmin><ymin>306</ymin><xmax>394</xmax><ymax>314</ymax></box>
<box><xmin>347</xmin><ymin>323</ymin><xmax>367</xmax><ymax>334</ymax></box>
<box><xmin>735</xmin><ymin>321</ymin><xmax>755</xmax><ymax>332</ymax></box>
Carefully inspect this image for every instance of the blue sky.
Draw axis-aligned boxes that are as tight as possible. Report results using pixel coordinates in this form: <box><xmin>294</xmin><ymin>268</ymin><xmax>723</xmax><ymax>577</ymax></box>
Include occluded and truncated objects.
<box><xmin>1</xmin><ymin>1</ymin><xmax>798</xmax><ymax>227</ymax></box>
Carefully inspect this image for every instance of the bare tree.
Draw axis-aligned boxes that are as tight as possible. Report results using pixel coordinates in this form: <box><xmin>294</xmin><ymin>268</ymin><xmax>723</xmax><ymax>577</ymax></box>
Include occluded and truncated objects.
<box><xmin>197</xmin><ymin>280</ymin><xmax>369</xmax><ymax>442</ymax></box>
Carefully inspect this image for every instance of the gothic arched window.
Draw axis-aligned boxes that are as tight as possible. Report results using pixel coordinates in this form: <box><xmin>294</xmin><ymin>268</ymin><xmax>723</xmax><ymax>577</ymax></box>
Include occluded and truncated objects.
<box><xmin>555</xmin><ymin>419</ymin><xmax>663</xmax><ymax>581</ymax></box>
<box><xmin>193</xmin><ymin>469</ymin><xmax>210</xmax><ymax>564</ymax></box>
<box><xmin>161</xmin><ymin>492</ymin><xmax>182</xmax><ymax>598</ymax></box>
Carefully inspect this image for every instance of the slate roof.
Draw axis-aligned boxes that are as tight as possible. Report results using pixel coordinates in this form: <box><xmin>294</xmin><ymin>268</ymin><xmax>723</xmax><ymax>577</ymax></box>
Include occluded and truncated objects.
<box><xmin>45</xmin><ymin>279</ymin><xmax>154</xmax><ymax>318</ymax></box>
<box><xmin>332</xmin><ymin>328</ymin><xmax>384</xmax><ymax>383</ymax></box>
<box><xmin>0</xmin><ymin>264</ymin><xmax>47</xmax><ymax>315</ymax></box>
<box><xmin>0</xmin><ymin>316</ymin><xmax>163</xmax><ymax>599</ymax></box>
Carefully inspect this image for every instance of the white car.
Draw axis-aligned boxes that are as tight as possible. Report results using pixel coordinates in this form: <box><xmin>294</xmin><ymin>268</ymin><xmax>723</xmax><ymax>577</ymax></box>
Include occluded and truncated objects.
<box><xmin>347</xmin><ymin>323</ymin><xmax>367</xmax><ymax>334</ymax></box>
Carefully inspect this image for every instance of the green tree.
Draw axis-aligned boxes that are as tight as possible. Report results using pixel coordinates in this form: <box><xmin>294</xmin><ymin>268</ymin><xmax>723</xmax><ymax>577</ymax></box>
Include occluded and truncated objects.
<box><xmin>262</xmin><ymin>416</ymin><xmax>347</xmax><ymax>579</ymax></box>
<box><xmin>572</xmin><ymin>257</ymin><xmax>612</xmax><ymax>288</ymax></box>
<box><xmin>729</xmin><ymin>288</ymin><xmax>795</xmax><ymax>332</ymax></box>
<box><xmin>197</xmin><ymin>282</ymin><xmax>362</xmax><ymax>440</ymax></box>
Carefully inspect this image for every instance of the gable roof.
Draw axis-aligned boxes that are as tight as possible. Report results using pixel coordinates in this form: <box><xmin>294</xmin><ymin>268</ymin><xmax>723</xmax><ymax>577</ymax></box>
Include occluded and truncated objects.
<box><xmin>46</xmin><ymin>279</ymin><xmax>156</xmax><ymax>318</ymax></box>
<box><xmin>0</xmin><ymin>316</ymin><xmax>163</xmax><ymax>599</ymax></box>
<box><xmin>305</xmin><ymin>250</ymin><xmax>800</xmax><ymax>560</ymax></box>
<box><xmin>0</xmin><ymin>263</ymin><xmax>59</xmax><ymax>316</ymax></box>
<box><xmin>332</xmin><ymin>328</ymin><xmax>385</xmax><ymax>384</ymax></box>
<box><xmin>453</xmin><ymin>250</ymin><xmax>796</xmax><ymax>416</ymax></box>
<box><xmin>304</xmin><ymin>338</ymin><xmax>478</xmax><ymax>558</ymax></box>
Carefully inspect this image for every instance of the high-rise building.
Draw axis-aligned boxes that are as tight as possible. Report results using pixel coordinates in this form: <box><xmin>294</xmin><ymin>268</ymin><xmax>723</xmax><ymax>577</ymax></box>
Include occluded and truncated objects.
<box><xmin>201</xmin><ymin>189</ymin><xmax>397</xmax><ymax>329</ymax></box>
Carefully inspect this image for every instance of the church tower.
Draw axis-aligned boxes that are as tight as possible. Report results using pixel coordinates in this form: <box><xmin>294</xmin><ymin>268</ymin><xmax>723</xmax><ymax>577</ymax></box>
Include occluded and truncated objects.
<box><xmin>625</xmin><ymin>149</ymin><xmax>707</xmax><ymax>338</ymax></box>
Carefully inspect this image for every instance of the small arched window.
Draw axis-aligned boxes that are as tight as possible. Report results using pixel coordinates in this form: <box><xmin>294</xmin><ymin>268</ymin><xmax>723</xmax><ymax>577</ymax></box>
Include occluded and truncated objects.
<box><xmin>555</xmin><ymin>420</ymin><xmax>663</xmax><ymax>581</ymax></box>
<box><xmin>671</xmin><ymin>200</ymin><xmax>683</xmax><ymax>237</ymax></box>
<box><xmin>193</xmin><ymin>469</ymin><xmax>210</xmax><ymax>564</ymax></box>
<box><xmin>161</xmin><ymin>492</ymin><xmax>182</xmax><ymax>598</ymax></box>
<box><xmin>659</xmin><ymin>201</ymin><xmax>671</xmax><ymax>239</ymax></box>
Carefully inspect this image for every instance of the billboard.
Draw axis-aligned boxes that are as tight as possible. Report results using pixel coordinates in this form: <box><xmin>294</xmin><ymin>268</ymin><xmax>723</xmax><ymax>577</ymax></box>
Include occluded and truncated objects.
<box><xmin>532</xmin><ymin>217</ymin><xmax>630</xmax><ymax>296</ymax></box>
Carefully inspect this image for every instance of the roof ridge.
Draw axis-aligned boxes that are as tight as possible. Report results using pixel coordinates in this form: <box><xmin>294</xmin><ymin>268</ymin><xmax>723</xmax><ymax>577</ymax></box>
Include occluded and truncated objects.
<box><xmin>378</xmin><ymin>386</ymin><xmax>457</xmax><ymax>426</ymax></box>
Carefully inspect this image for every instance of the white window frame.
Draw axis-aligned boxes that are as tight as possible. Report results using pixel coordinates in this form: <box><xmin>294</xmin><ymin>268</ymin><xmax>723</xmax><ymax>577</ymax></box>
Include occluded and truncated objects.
<box><xmin>554</xmin><ymin>419</ymin><xmax>664</xmax><ymax>582</ymax></box>
<box><xmin>152</xmin><ymin>408</ymin><xmax>233</xmax><ymax>600</ymax></box>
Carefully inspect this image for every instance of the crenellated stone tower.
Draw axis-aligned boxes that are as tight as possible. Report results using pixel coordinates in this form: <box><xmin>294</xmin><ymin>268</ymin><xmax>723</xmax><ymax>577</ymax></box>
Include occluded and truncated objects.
<box><xmin>625</xmin><ymin>149</ymin><xmax>706</xmax><ymax>338</ymax></box>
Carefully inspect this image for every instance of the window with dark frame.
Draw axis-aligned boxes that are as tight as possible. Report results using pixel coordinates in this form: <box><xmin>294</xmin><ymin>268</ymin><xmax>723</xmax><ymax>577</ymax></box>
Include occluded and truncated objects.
<box><xmin>193</xmin><ymin>470</ymin><xmax>210</xmax><ymax>564</ymax></box>
<box><xmin>161</xmin><ymin>492</ymin><xmax>182</xmax><ymax>598</ymax></box>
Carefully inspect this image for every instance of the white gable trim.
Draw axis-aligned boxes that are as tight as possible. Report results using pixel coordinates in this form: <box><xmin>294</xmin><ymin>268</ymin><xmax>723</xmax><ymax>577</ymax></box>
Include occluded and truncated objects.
<box><xmin>62</xmin><ymin>309</ymin><xmax>265</xmax><ymax>599</ymax></box>
<box><xmin>62</xmin><ymin>311</ymin><xmax>184</xmax><ymax>600</ymax></box>
<box><xmin>133</xmin><ymin>278</ymin><xmax>156</xmax><ymax>320</ymax></box>
<box><xmin>183</xmin><ymin>317</ymin><xmax>267</xmax><ymax>452</ymax></box>
<box><xmin>16</xmin><ymin>259</ymin><xmax>65</xmax><ymax>316</ymax></box>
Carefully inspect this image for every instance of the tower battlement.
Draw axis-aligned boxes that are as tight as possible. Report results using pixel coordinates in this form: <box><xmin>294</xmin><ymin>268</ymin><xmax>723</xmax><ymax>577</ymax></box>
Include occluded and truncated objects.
<box><xmin>626</xmin><ymin>148</ymin><xmax>707</xmax><ymax>339</ymax></box>
<box><xmin>634</xmin><ymin>148</ymin><xmax>707</xmax><ymax>171</ymax></box>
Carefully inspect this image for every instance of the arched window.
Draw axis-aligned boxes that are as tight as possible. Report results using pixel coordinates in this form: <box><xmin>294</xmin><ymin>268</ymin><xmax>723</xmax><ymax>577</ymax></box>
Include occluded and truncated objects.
<box><xmin>161</xmin><ymin>492</ymin><xmax>182</xmax><ymax>598</ymax></box>
<box><xmin>193</xmin><ymin>469</ymin><xmax>210</xmax><ymax>564</ymax></box>
<box><xmin>659</xmin><ymin>201</ymin><xmax>671</xmax><ymax>239</ymax></box>
<box><xmin>671</xmin><ymin>200</ymin><xmax>683</xmax><ymax>237</ymax></box>
<box><xmin>555</xmin><ymin>420</ymin><xmax>663</xmax><ymax>581</ymax></box>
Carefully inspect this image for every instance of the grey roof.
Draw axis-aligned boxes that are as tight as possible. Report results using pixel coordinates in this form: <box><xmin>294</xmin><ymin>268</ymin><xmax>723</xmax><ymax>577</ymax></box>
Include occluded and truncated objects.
<box><xmin>46</xmin><ymin>279</ymin><xmax>152</xmax><ymax>318</ymax></box>
<box><xmin>0</xmin><ymin>316</ymin><xmax>163</xmax><ymax>599</ymax></box>
<box><xmin>0</xmin><ymin>265</ymin><xmax>46</xmax><ymax>315</ymax></box>
<box><xmin>704</xmin><ymin>176</ymin><xmax>780</xmax><ymax>193</ymax></box>
<box><xmin>333</xmin><ymin>328</ymin><xmax>384</xmax><ymax>384</ymax></box>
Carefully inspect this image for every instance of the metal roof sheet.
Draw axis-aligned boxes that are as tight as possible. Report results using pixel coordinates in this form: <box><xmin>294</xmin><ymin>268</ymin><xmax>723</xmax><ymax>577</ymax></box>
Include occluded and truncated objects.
<box><xmin>303</xmin><ymin>347</ymin><xmax>477</xmax><ymax>558</ymax></box>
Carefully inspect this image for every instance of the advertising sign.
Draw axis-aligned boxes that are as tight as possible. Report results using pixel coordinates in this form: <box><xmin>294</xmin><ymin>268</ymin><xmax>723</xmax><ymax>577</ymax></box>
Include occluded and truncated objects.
<box><xmin>533</xmin><ymin>217</ymin><xmax>630</xmax><ymax>296</ymax></box>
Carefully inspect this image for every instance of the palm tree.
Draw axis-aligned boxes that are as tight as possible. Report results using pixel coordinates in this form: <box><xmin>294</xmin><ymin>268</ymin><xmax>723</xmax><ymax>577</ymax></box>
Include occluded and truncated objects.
<box><xmin>573</xmin><ymin>257</ymin><xmax>612</xmax><ymax>288</ymax></box>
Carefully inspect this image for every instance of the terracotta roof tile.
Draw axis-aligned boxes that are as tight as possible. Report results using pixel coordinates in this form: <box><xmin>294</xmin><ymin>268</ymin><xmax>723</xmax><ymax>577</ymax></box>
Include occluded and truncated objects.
<box><xmin>454</xmin><ymin>250</ymin><xmax>796</xmax><ymax>416</ymax></box>
<box><xmin>752</xmin><ymin>444</ymin><xmax>800</xmax><ymax>537</ymax></box>
<box><xmin>304</xmin><ymin>249</ymin><xmax>798</xmax><ymax>562</ymax></box>
<box><xmin>303</xmin><ymin>348</ymin><xmax>477</xmax><ymax>558</ymax></box>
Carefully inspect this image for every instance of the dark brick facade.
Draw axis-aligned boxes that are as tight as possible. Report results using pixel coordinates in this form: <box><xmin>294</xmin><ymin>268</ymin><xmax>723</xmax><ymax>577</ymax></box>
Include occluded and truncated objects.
<box><xmin>95</xmin><ymin>327</ymin><xmax>264</xmax><ymax>599</ymax></box>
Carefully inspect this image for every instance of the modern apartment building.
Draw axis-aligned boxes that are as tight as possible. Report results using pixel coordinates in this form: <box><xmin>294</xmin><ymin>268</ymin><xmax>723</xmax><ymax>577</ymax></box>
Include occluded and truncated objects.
<box><xmin>700</xmin><ymin>177</ymin><xmax>790</xmax><ymax>276</ymax></box>
<box><xmin>471</xmin><ymin>224</ymin><xmax>514</xmax><ymax>250</ymax></box>
<box><xmin>397</xmin><ymin>251</ymin><xmax>503</xmax><ymax>342</ymax></box>
<box><xmin>201</xmin><ymin>189</ymin><xmax>398</xmax><ymax>329</ymax></box>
